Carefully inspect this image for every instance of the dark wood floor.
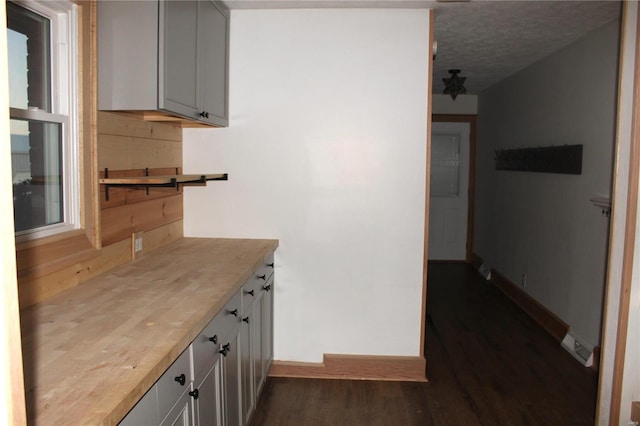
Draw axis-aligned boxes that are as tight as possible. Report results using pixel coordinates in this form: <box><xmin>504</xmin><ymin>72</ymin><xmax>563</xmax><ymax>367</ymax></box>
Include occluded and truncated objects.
<box><xmin>250</xmin><ymin>262</ymin><xmax>598</xmax><ymax>426</ymax></box>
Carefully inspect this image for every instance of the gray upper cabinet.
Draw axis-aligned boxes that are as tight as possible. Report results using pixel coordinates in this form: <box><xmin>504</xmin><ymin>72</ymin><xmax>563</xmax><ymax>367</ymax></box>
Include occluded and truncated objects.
<box><xmin>99</xmin><ymin>0</ymin><xmax>229</xmax><ymax>127</ymax></box>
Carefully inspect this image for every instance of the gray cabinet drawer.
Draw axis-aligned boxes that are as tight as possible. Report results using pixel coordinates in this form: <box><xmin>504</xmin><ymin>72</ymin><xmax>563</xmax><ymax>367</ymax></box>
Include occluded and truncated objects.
<box><xmin>256</xmin><ymin>254</ymin><xmax>275</xmax><ymax>283</ymax></box>
<box><xmin>156</xmin><ymin>347</ymin><xmax>191</xmax><ymax>422</ymax></box>
<box><xmin>242</xmin><ymin>254</ymin><xmax>274</xmax><ymax>313</ymax></box>
<box><xmin>192</xmin><ymin>291</ymin><xmax>241</xmax><ymax>377</ymax></box>
<box><xmin>241</xmin><ymin>278</ymin><xmax>260</xmax><ymax>313</ymax></box>
<box><xmin>119</xmin><ymin>385</ymin><xmax>158</xmax><ymax>425</ymax></box>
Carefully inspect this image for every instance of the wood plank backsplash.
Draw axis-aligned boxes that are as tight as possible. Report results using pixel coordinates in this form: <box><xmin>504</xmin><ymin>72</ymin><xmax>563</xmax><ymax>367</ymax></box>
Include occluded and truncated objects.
<box><xmin>17</xmin><ymin>112</ymin><xmax>184</xmax><ymax>308</ymax></box>
<box><xmin>97</xmin><ymin>112</ymin><xmax>184</xmax><ymax>247</ymax></box>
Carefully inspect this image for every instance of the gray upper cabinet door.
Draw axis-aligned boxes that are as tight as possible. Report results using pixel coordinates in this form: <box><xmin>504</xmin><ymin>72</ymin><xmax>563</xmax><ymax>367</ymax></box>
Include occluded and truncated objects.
<box><xmin>198</xmin><ymin>1</ymin><xmax>229</xmax><ymax>127</ymax></box>
<box><xmin>98</xmin><ymin>1</ymin><xmax>159</xmax><ymax>110</ymax></box>
<box><xmin>160</xmin><ymin>1</ymin><xmax>200</xmax><ymax>119</ymax></box>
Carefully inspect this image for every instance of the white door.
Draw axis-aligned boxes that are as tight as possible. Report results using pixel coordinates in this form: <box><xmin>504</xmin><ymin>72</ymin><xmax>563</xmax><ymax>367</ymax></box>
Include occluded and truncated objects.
<box><xmin>428</xmin><ymin>122</ymin><xmax>470</xmax><ymax>261</ymax></box>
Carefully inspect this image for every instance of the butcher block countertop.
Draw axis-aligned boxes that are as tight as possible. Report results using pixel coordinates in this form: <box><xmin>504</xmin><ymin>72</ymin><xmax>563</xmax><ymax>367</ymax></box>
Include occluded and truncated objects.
<box><xmin>20</xmin><ymin>237</ymin><xmax>279</xmax><ymax>426</ymax></box>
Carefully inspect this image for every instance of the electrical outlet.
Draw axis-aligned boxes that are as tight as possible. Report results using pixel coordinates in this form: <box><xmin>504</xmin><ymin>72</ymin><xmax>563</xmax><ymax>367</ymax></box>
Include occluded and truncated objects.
<box><xmin>521</xmin><ymin>273</ymin><xmax>527</xmax><ymax>288</ymax></box>
<box><xmin>131</xmin><ymin>231</ymin><xmax>144</xmax><ymax>259</ymax></box>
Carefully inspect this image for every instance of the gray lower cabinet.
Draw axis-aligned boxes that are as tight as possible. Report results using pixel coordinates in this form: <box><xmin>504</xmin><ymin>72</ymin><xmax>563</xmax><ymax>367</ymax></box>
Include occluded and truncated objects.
<box><xmin>192</xmin><ymin>292</ymin><xmax>240</xmax><ymax>426</ymax></box>
<box><xmin>239</xmin><ymin>257</ymin><xmax>275</xmax><ymax>425</ymax></box>
<box><xmin>119</xmin><ymin>347</ymin><xmax>192</xmax><ymax>426</ymax></box>
<box><xmin>160</xmin><ymin>390</ymin><xmax>193</xmax><ymax>426</ymax></box>
<box><xmin>119</xmin><ymin>385</ymin><xmax>159</xmax><ymax>425</ymax></box>
<box><xmin>192</xmin><ymin>353</ymin><xmax>223</xmax><ymax>426</ymax></box>
<box><xmin>258</xmin><ymin>275</ymin><xmax>275</xmax><ymax>395</ymax></box>
<box><xmin>240</xmin><ymin>305</ymin><xmax>257</xmax><ymax>425</ymax></box>
<box><xmin>222</xmin><ymin>324</ymin><xmax>243</xmax><ymax>426</ymax></box>
<box><xmin>119</xmin><ymin>257</ymin><xmax>274</xmax><ymax>426</ymax></box>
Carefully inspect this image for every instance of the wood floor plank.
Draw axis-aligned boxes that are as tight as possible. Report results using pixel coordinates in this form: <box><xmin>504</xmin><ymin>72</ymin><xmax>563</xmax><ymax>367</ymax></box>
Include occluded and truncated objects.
<box><xmin>251</xmin><ymin>262</ymin><xmax>597</xmax><ymax>426</ymax></box>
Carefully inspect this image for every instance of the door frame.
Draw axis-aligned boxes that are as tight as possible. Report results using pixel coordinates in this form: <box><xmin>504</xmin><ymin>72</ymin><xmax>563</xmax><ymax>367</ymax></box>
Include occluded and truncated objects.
<box><xmin>598</xmin><ymin>3</ymin><xmax>640</xmax><ymax>424</ymax></box>
<box><xmin>431</xmin><ymin>114</ymin><xmax>477</xmax><ymax>263</ymax></box>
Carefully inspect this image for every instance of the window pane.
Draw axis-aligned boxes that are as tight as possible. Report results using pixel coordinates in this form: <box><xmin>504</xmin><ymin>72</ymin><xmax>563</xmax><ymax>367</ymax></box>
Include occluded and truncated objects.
<box><xmin>7</xmin><ymin>2</ymin><xmax>51</xmax><ymax>111</ymax></box>
<box><xmin>430</xmin><ymin>133</ymin><xmax>460</xmax><ymax>197</ymax></box>
<box><xmin>11</xmin><ymin>119</ymin><xmax>63</xmax><ymax>233</ymax></box>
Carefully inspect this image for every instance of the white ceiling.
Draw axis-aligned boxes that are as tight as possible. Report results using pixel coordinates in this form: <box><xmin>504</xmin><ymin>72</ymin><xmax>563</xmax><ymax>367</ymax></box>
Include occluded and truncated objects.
<box><xmin>223</xmin><ymin>0</ymin><xmax>623</xmax><ymax>94</ymax></box>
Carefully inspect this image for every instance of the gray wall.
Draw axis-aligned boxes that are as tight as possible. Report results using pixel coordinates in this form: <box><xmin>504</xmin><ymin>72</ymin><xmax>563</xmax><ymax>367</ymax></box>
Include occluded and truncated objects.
<box><xmin>475</xmin><ymin>19</ymin><xmax>620</xmax><ymax>349</ymax></box>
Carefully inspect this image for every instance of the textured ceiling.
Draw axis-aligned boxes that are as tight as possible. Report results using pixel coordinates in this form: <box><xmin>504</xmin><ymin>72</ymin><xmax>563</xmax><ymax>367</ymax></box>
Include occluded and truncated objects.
<box><xmin>223</xmin><ymin>0</ymin><xmax>622</xmax><ymax>94</ymax></box>
<box><xmin>433</xmin><ymin>1</ymin><xmax>622</xmax><ymax>94</ymax></box>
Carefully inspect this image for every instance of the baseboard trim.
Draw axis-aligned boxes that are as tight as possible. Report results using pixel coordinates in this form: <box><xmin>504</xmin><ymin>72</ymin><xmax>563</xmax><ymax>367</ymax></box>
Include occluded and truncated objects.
<box><xmin>591</xmin><ymin>345</ymin><xmax>601</xmax><ymax>372</ymax></box>
<box><xmin>269</xmin><ymin>354</ymin><xmax>427</xmax><ymax>382</ymax></box>
<box><xmin>471</xmin><ymin>253</ymin><xmax>569</xmax><ymax>343</ymax></box>
<box><xmin>469</xmin><ymin>252</ymin><xmax>483</xmax><ymax>270</ymax></box>
<box><xmin>490</xmin><ymin>268</ymin><xmax>569</xmax><ymax>342</ymax></box>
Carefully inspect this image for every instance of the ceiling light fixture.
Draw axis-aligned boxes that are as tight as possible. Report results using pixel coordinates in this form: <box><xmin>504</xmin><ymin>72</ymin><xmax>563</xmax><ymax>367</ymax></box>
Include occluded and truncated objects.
<box><xmin>443</xmin><ymin>69</ymin><xmax>467</xmax><ymax>100</ymax></box>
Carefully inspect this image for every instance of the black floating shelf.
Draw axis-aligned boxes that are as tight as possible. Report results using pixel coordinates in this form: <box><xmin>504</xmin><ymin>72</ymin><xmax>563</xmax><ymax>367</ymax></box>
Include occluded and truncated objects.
<box><xmin>495</xmin><ymin>144</ymin><xmax>582</xmax><ymax>175</ymax></box>
<box><xmin>99</xmin><ymin>171</ymin><xmax>228</xmax><ymax>201</ymax></box>
<box><xmin>99</xmin><ymin>173</ymin><xmax>228</xmax><ymax>186</ymax></box>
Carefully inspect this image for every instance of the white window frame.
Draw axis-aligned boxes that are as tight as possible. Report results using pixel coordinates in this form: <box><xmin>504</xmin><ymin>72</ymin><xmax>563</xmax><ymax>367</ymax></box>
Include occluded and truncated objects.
<box><xmin>9</xmin><ymin>0</ymin><xmax>79</xmax><ymax>241</ymax></box>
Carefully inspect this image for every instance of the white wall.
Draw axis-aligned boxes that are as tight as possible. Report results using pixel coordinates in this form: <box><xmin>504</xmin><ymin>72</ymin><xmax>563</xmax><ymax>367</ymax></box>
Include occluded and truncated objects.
<box><xmin>183</xmin><ymin>9</ymin><xmax>430</xmax><ymax>362</ymax></box>
<box><xmin>432</xmin><ymin>94</ymin><xmax>477</xmax><ymax>115</ymax></box>
<box><xmin>475</xmin><ymin>19</ymin><xmax>620</xmax><ymax>350</ymax></box>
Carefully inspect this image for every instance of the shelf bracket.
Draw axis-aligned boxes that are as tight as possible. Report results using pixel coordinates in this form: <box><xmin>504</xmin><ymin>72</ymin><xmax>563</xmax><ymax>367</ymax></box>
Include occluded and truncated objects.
<box><xmin>104</xmin><ymin>168</ymin><xmax>110</xmax><ymax>201</ymax></box>
<box><xmin>208</xmin><ymin>173</ymin><xmax>228</xmax><ymax>181</ymax></box>
<box><xmin>145</xmin><ymin>168</ymin><xmax>150</xmax><ymax>196</ymax></box>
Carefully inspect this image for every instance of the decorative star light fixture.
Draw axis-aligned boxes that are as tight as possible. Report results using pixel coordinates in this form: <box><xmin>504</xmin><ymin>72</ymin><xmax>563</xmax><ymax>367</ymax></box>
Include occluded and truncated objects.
<box><xmin>443</xmin><ymin>69</ymin><xmax>467</xmax><ymax>100</ymax></box>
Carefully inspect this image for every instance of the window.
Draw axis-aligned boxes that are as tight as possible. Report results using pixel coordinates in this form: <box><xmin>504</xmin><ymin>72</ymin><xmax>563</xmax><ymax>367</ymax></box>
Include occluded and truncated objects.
<box><xmin>430</xmin><ymin>132</ymin><xmax>461</xmax><ymax>197</ymax></box>
<box><xmin>7</xmin><ymin>0</ymin><xmax>78</xmax><ymax>239</ymax></box>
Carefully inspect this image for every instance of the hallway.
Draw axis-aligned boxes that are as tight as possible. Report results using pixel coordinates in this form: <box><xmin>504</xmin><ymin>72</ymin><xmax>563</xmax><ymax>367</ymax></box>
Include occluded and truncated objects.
<box><xmin>250</xmin><ymin>262</ymin><xmax>597</xmax><ymax>425</ymax></box>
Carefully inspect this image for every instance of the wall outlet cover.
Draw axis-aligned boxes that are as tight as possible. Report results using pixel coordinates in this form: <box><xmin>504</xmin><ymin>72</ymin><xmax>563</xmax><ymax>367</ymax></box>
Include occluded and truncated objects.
<box><xmin>478</xmin><ymin>263</ymin><xmax>491</xmax><ymax>281</ymax></box>
<box><xmin>132</xmin><ymin>231</ymin><xmax>144</xmax><ymax>259</ymax></box>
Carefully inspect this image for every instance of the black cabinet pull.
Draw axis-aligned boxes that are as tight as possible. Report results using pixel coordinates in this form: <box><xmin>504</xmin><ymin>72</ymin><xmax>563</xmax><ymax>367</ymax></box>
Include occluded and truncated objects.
<box><xmin>267</xmin><ymin>262</ymin><xmax>274</xmax><ymax>268</ymax></box>
<box><xmin>220</xmin><ymin>343</ymin><xmax>231</xmax><ymax>356</ymax></box>
<box><xmin>242</xmin><ymin>316</ymin><xmax>249</xmax><ymax>324</ymax></box>
<box><xmin>257</xmin><ymin>274</ymin><xmax>267</xmax><ymax>280</ymax></box>
<box><xmin>263</xmin><ymin>284</ymin><xmax>272</xmax><ymax>292</ymax></box>
<box><xmin>174</xmin><ymin>374</ymin><xmax>186</xmax><ymax>386</ymax></box>
<box><xmin>208</xmin><ymin>335</ymin><xmax>218</xmax><ymax>344</ymax></box>
<box><xmin>229</xmin><ymin>308</ymin><xmax>238</xmax><ymax>317</ymax></box>
<box><xmin>189</xmin><ymin>389</ymin><xmax>199</xmax><ymax>400</ymax></box>
<box><xmin>199</xmin><ymin>111</ymin><xmax>209</xmax><ymax>119</ymax></box>
<box><xmin>245</xmin><ymin>289</ymin><xmax>255</xmax><ymax>297</ymax></box>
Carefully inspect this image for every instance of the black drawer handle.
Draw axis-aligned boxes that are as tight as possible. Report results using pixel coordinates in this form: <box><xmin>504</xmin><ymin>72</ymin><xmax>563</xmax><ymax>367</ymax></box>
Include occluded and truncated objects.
<box><xmin>174</xmin><ymin>374</ymin><xmax>186</xmax><ymax>386</ymax></box>
<box><xmin>257</xmin><ymin>274</ymin><xmax>267</xmax><ymax>281</ymax></box>
<box><xmin>245</xmin><ymin>289</ymin><xmax>255</xmax><ymax>297</ymax></box>
<box><xmin>189</xmin><ymin>389</ymin><xmax>199</xmax><ymax>400</ymax></box>
<box><xmin>242</xmin><ymin>316</ymin><xmax>249</xmax><ymax>324</ymax></box>
<box><xmin>220</xmin><ymin>343</ymin><xmax>231</xmax><ymax>356</ymax></box>
<box><xmin>208</xmin><ymin>335</ymin><xmax>218</xmax><ymax>344</ymax></box>
<box><xmin>263</xmin><ymin>284</ymin><xmax>272</xmax><ymax>292</ymax></box>
<box><xmin>229</xmin><ymin>308</ymin><xmax>238</xmax><ymax>317</ymax></box>
<box><xmin>267</xmin><ymin>263</ymin><xmax>274</xmax><ymax>268</ymax></box>
<box><xmin>199</xmin><ymin>111</ymin><xmax>209</xmax><ymax>119</ymax></box>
